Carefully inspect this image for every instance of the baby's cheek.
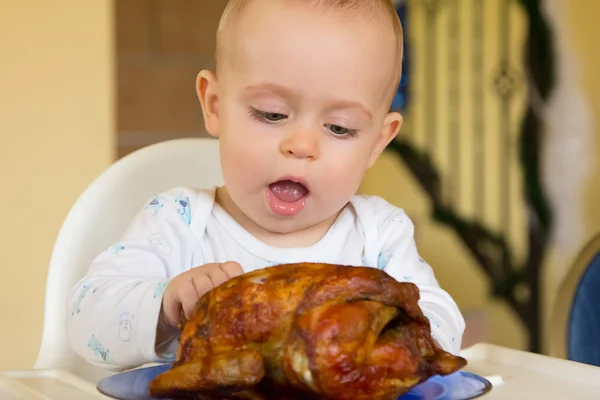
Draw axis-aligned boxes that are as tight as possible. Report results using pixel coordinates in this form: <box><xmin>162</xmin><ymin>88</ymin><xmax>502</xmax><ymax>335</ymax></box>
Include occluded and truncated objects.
<box><xmin>318</xmin><ymin>162</ymin><xmax>363</xmax><ymax>201</ymax></box>
<box><xmin>223</xmin><ymin>143</ymin><xmax>268</xmax><ymax>182</ymax></box>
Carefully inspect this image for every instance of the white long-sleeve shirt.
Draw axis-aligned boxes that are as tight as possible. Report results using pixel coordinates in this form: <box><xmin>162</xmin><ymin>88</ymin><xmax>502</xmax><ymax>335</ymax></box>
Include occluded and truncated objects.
<box><xmin>66</xmin><ymin>187</ymin><xmax>465</xmax><ymax>371</ymax></box>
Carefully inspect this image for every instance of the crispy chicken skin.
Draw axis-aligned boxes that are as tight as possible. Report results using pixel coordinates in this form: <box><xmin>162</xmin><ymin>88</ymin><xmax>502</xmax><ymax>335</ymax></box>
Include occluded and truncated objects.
<box><xmin>148</xmin><ymin>263</ymin><xmax>466</xmax><ymax>400</ymax></box>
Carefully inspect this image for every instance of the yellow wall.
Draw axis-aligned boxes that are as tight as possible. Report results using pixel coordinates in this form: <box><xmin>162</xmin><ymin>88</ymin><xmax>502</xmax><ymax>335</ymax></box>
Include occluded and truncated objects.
<box><xmin>566</xmin><ymin>2</ymin><xmax>600</xmax><ymax>245</ymax></box>
<box><xmin>0</xmin><ymin>1</ymin><xmax>114</xmax><ymax>369</ymax></box>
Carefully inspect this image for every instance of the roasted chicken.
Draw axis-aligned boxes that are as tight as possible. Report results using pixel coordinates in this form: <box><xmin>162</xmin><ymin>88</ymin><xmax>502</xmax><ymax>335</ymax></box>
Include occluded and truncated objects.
<box><xmin>148</xmin><ymin>263</ymin><xmax>466</xmax><ymax>400</ymax></box>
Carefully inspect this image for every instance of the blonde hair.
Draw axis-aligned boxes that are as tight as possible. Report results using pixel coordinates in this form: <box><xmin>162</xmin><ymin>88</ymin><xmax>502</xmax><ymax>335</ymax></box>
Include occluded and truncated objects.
<box><xmin>215</xmin><ymin>0</ymin><xmax>404</xmax><ymax>94</ymax></box>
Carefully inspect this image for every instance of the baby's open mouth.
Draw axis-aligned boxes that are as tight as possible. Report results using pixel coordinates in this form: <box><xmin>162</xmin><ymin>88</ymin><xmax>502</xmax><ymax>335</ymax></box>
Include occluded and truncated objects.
<box><xmin>269</xmin><ymin>180</ymin><xmax>309</xmax><ymax>203</ymax></box>
<box><xmin>266</xmin><ymin>180</ymin><xmax>310</xmax><ymax>217</ymax></box>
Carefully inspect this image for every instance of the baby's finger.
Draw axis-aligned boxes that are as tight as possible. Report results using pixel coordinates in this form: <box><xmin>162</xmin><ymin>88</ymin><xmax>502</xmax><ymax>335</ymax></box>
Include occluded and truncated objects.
<box><xmin>179</xmin><ymin>279</ymin><xmax>202</xmax><ymax>319</ymax></box>
<box><xmin>182</xmin><ymin>273</ymin><xmax>213</xmax><ymax>317</ymax></box>
<box><xmin>205</xmin><ymin>265</ymin><xmax>231</xmax><ymax>289</ymax></box>
<box><xmin>220</xmin><ymin>261</ymin><xmax>244</xmax><ymax>279</ymax></box>
<box><xmin>190</xmin><ymin>272</ymin><xmax>214</xmax><ymax>297</ymax></box>
<box><xmin>161</xmin><ymin>292</ymin><xmax>182</xmax><ymax>328</ymax></box>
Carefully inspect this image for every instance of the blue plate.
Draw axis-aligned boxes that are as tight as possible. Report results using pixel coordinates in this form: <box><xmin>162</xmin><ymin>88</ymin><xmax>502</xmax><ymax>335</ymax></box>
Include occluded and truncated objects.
<box><xmin>97</xmin><ymin>364</ymin><xmax>491</xmax><ymax>400</ymax></box>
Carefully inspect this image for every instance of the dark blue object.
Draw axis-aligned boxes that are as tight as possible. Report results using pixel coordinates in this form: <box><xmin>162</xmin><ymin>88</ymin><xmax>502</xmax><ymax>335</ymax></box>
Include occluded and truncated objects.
<box><xmin>97</xmin><ymin>364</ymin><xmax>491</xmax><ymax>400</ymax></box>
<box><xmin>392</xmin><ymin>0</ymin><xmax>409</xmax><ymax>110</ymax></box>
<box><xmin>568</xmin><ymin>253</ymin><xmax>600</xmax><ymax>366</ymax></box>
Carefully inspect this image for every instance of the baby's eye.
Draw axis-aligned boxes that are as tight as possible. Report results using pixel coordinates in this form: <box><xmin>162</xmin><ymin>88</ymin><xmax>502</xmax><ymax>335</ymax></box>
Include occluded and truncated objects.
<box><xmin>249</xmin><ymin>108</ymin><xmax>288</xmax><ymax>123</ymax></box>
<box><xmin>263</xmin><ymin>112</ymin><xmax>286</xmax><ymax>122</ymax></box>
<box><xmin>325</xmin><ymin>124</ymin><xmax>358</xmax><ymax>138</ymax></box>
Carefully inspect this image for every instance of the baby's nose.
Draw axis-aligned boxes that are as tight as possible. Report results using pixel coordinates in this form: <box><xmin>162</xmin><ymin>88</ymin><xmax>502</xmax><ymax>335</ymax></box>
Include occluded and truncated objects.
<box><xmin>280</xmin><ymin>129</ymin><xmax>320</xmax><ymax>160</ymax></box>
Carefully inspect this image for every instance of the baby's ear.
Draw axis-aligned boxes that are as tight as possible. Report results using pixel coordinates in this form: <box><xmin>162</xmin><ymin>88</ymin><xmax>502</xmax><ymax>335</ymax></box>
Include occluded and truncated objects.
<box><xmin>196</xmin><ymin>70</ymin><xmax>220</xmax><ymax>137</ymax></box>
<box><xmin>368</xmin><ymin>111</ymin><xmax>403</xmax><ymax>168</ymax></box>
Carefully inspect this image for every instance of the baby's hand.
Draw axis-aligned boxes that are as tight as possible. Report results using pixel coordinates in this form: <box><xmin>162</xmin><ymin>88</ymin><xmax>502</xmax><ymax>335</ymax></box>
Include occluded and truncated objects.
<box><xmin>160</xmin><ymin>262</ymin><xmax>244</xmax><ymax>330</ymax></box>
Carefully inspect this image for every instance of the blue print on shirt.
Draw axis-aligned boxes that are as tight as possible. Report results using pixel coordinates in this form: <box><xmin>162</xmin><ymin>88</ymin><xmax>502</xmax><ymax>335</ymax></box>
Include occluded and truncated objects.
<box><xmin>175</xmin><ymin>194</ymin><xmax>191</xmax><ymax>225</ymax></box>
<box><xmin>118</xmin><ymin>313</ymin><xmax>133</xmax><ymax>342</ymax></box>
<box><xmin>146</xmin><ymin>196</ymin><xmax>164</xmax><ymax>215</ymax></box>
<box><xmin>154</xmin><ymin>282</ymin><xmax>168</xmax><ymax>299</ymax></box>
<box><xmin>109</xmin><ymin>242</ymin><xmax>125</xmax><ymax>255</ymax></box>
<box><xmin>425</xmin><ymin>314</ymin><xmax>441</xmax><ymax>329</ymax></box>
<box><xmin>377</xmin><ymin>253</ymin><xmax>391</xmax><ymax>270</ymax></box>
<box><xmin>72</xmin><ymin>284</ymin><xmax>91</xmax><ymax>316</ymax></box>
<box><xmin>88</xmin><ymin>335</ymin><xmax>110</xmax><ymax>362</ymax></box>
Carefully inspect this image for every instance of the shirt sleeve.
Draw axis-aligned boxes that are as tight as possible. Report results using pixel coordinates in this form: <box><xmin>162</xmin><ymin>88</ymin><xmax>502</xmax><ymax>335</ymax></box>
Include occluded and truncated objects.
<box><xmin>371</xmin><ymin>203</ymin><xmax>466</xmax><ymax>355</ymax></box>
<box><xmin>65</xmin><ymin>188</ymin><xmax>202</xmax><ymax>371</ymax></box>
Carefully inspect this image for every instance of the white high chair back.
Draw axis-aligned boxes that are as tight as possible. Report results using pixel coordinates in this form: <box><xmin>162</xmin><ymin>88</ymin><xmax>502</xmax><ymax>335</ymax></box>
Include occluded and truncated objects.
<box><xmin>34</xmin><ymin>138</ymin><xmax>223</xmax><ymax>382</ymax></box>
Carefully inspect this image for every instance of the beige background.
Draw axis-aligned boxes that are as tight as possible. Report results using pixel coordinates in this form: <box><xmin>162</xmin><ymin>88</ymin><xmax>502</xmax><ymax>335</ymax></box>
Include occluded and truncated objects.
<box><xmin>0</xmin><ymin>1</ymin><xmax>114</xmax><ymax>368</ymax></box>
<box><xmin>0</xmin><ymin>0</ymin><xmax>598</xmax><ymax>370</ymax></box>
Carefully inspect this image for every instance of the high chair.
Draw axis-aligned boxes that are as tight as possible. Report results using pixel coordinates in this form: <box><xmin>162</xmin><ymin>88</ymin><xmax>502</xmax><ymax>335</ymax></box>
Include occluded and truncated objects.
<box><xmin>33</xmin><ymin>138</ymin><xmax>223</xmax><ymax>382</ymax></box>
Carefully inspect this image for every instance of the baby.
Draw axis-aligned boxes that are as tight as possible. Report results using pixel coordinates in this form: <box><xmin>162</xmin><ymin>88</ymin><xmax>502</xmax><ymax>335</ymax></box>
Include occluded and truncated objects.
<box><xmin>67</xmin><ymin>0</ymin><xmax>465</xmax><ymax>370</ymax></box>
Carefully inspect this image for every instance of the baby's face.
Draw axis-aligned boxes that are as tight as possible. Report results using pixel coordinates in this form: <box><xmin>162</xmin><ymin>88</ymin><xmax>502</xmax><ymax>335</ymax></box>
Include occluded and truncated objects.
<box><xmin>200</xmin><ymin>1</ymin><xmax>402</xmax><ymax>235</ymax></box>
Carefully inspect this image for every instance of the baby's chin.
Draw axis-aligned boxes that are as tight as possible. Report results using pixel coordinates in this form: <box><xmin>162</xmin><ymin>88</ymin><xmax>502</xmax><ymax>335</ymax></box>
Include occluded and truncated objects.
<box><xmin>239</xmin><ymin>202</ymin><xmax>331</xmax><ymax>238</ymax></box>
<box><xmin>259</xmin><ymin>206</ymin><xmax>345</xmax><ymax>240</ymax></box>
<box><xmin>263</xmin><ymin>218</ymin><xmax>316</xmax><ymax>235</ymax></box>
<box><xmin>251</xmin><ymin>208</ymin><xmax>320</xmax><ymax>234</ymax></box>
